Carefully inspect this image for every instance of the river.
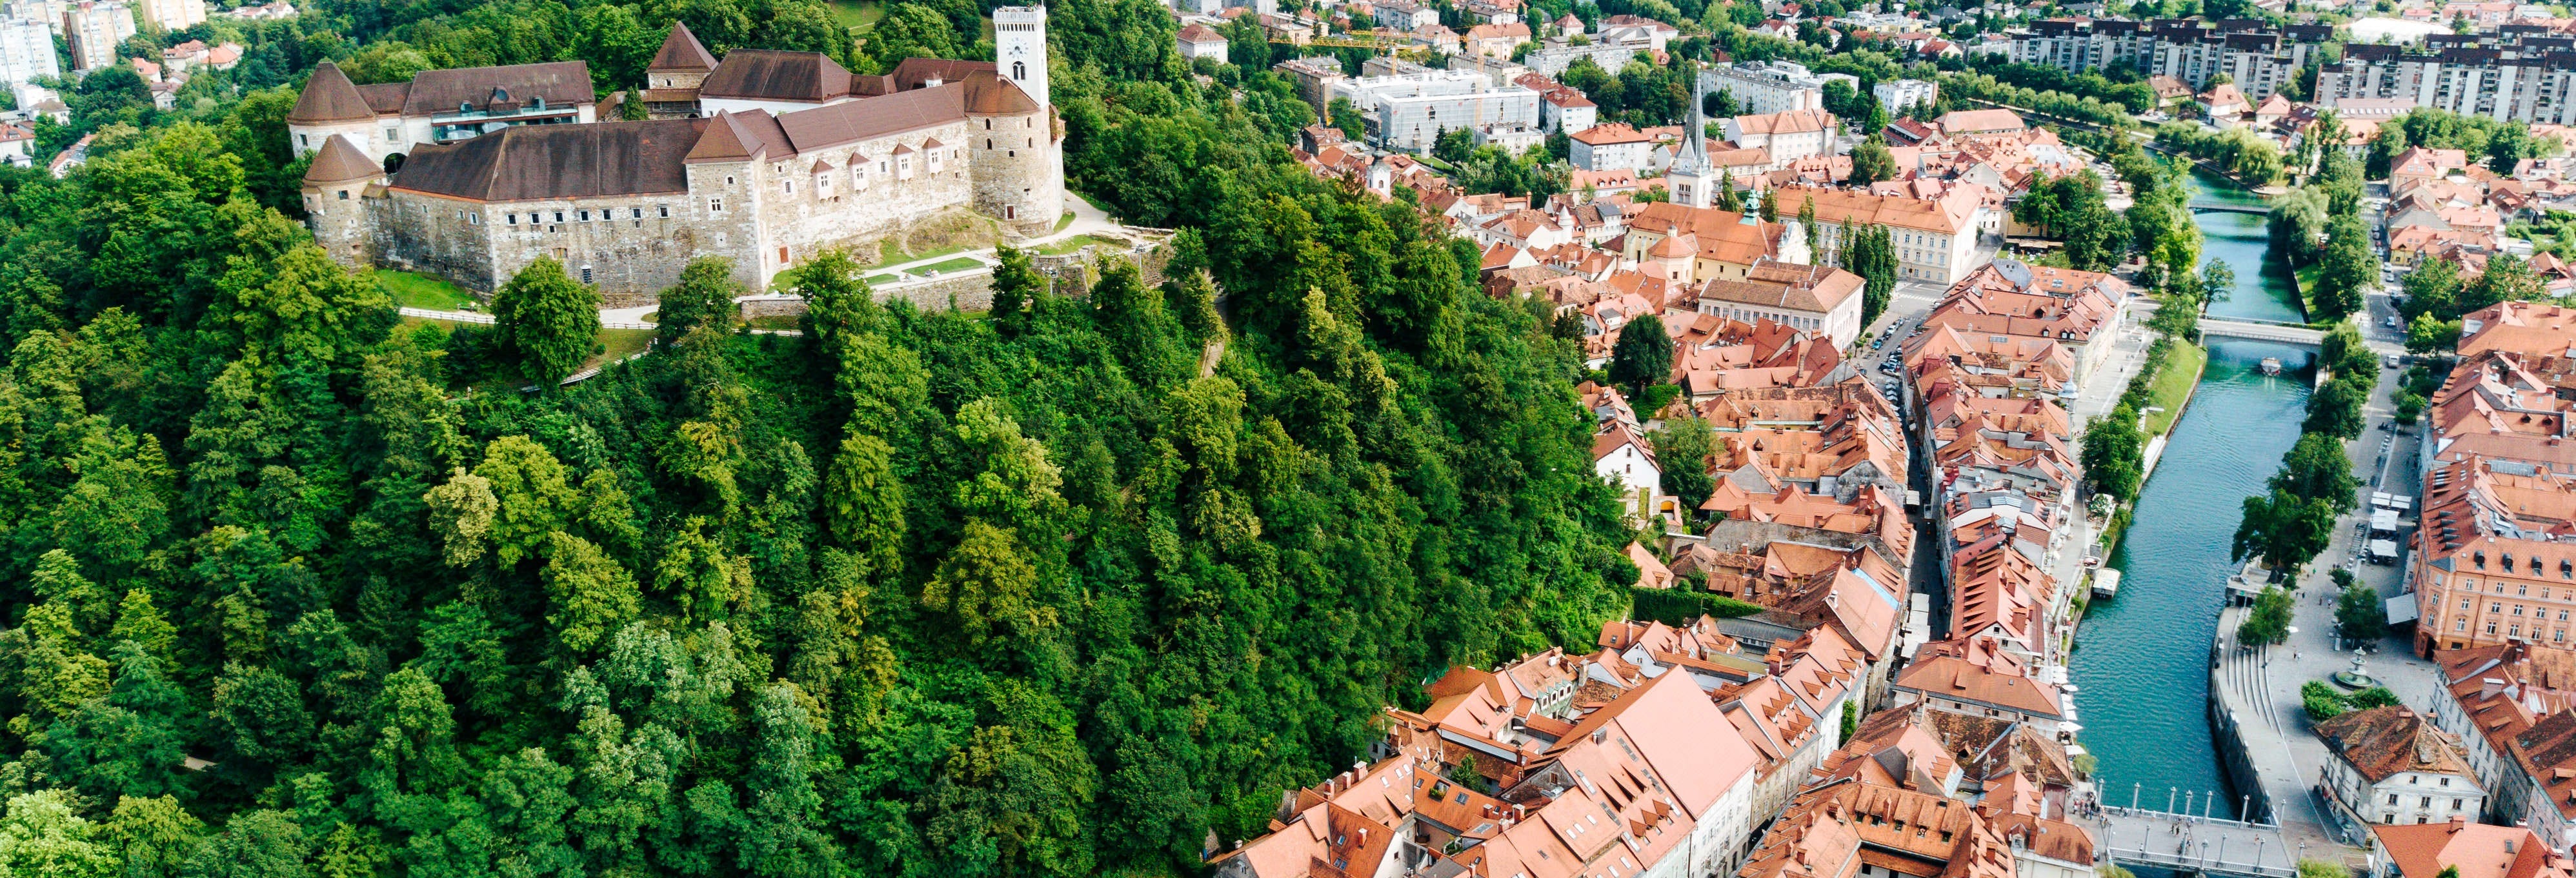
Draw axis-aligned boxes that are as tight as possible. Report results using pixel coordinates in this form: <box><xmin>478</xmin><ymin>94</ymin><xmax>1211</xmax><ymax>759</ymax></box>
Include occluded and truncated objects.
<box><xmin>2065</xmin><ymin>171</ymin><xmax>2312</xmax><ymax>819</ymax></box>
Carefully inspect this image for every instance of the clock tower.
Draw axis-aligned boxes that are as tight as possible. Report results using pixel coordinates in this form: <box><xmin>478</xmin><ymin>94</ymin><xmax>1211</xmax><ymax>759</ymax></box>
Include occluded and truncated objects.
<box><xmin>994</xmin><ymin>6</ymin><xmax>1049</xmax><ymax>109</ymax></box>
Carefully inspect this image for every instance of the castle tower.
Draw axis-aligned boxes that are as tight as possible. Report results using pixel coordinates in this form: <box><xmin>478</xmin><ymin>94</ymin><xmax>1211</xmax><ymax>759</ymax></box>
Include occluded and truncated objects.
<box><xmin>993</xmin><ymin>6</ymin><xmax>1048</xmax><ymax>109</ymax></box>
<box><xmin>299</xmin><ymin>134</ymin><xmax>385</xmax><ymax>269</ymax></box>
<box><xmin>1667</xmin><ymin>61</ymin><xmax>1716</xmax><ymax>210</ymax></box>
<box><xmin>964</xmin><ymin>68</ymin><xmax>1062</xmax><ymax>236</ymax></box>
<box><xmin>285</xmin><ymin>61</ymin><xmax>383</xmax><ymax>161</ymax></box>
<box><xmin>643</xmin><ymin>19</ymin><xmax>716</xmax><ymax>119</ymax></box>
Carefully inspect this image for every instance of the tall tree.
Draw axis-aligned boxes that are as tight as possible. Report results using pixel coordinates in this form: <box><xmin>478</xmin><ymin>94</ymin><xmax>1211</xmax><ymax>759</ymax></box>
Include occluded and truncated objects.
<box><xmin>492</xmin><ymin>257</ymin><xmax>603</xmax><ymax>384</ymax></box>
<box><xmin>1606</xmin><ymin>314</ymin><xmax>1672</xmax><ymax>392</ymax></box>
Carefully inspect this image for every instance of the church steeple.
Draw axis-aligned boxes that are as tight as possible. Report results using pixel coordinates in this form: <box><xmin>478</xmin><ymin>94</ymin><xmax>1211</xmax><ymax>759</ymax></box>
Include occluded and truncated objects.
<box><xmin>1670</xmin><ymin>61</ymin><xmax>1717</xmax><ymax>209</ymax></box>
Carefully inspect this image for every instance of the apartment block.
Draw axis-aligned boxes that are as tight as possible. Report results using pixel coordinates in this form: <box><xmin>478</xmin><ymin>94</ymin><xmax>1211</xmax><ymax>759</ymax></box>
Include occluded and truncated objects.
<box><xmin>1701</xmin><ymin>60</ymin><xmax>1827</xmax><ymax>116</ymax></box>
<box><xmin>0</xmin><ymin>17</ymin><xmax>56</xmax><ymax>89</ymax></box>
<box><xmin>2009</xmin><ymin>17</ymin><xmax>2328</xmax><ymax>99</ymax></box>
<box><xmin>1342</xmin><ymin>70</ymin><xmax>1540</xmax><ymax>153</ymax></box>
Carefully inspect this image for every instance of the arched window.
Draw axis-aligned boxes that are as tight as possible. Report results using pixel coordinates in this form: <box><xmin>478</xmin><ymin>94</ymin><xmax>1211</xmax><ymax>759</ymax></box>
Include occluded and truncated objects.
<box><xmin>1012</xmin><ymin>61</ymin><xmax>1027</xmax><ymax>80</ymax></box>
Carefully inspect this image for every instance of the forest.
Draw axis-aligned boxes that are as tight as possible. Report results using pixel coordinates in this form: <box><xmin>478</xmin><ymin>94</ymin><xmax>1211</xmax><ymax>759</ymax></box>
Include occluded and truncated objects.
<box><xmin>0</xmin><ymin>0</ymin><xmax>1648</xmax><ymax>874</ymax></box>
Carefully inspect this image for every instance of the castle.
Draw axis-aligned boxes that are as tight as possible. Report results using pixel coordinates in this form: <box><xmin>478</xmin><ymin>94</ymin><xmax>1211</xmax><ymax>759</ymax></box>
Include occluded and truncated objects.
<box><xmin>294</xmin><ymin>8</ymin><xmax>1063</xmax><ymax>297</ymax></box>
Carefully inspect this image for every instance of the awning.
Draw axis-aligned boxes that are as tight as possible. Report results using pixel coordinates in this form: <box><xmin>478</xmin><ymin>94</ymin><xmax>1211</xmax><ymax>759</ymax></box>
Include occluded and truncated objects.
<box><xmin>2386</xmin><ymin>594</ymin><xmax>2420</xmax><ymax>625</ymax></box>
<box><xmin>2369</xmin><ymin>538</ymin><xmax>2400</xmax><ymax>559</ymax></box>
<box><xmin>2370</xmin><ymin>509</ymin><xmax>2400</xmax><ymax>532</ymax></box>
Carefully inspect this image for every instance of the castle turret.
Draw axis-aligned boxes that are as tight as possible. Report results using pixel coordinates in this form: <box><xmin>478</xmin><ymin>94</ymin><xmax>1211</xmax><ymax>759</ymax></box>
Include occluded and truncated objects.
<box><xmin>300</xmin><ymin>134</ymin><xmax>385</xmax><ymax>268</ymax></box>
<box><xmin>964</xmin><ymin>68</ymin><xmax>1063</xmax><ymax>236</ymax></box>
<box><xmin>285</xmin><ymin>61</ymin><xmax>381</xmax><ymax>159</ymax></box>
<box><xmin>644</xmin><ymin>19</ymin><xmax>717</xmax><ymax>119</ymax></box>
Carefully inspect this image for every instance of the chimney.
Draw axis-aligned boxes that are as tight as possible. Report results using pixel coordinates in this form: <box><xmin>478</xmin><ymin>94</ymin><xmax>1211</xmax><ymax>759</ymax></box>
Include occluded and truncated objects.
<box><xmin>2451</xmin><ymin>815</ymin><xmax>2470</xmax><ymax>833</ymax></box>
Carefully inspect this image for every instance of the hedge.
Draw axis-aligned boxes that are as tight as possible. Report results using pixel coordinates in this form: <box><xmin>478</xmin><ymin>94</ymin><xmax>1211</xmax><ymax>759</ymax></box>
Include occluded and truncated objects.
<box><xmin>1629</xmin><ymin>585</ymin><xmax>1767</xmax><ymax>624</ymax></box>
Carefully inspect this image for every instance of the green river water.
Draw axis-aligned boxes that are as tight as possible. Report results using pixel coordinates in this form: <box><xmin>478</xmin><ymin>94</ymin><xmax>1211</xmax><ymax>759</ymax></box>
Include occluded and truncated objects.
<box><xmin>2064</xmin><ymin>171</ymin><xmax>2315</xmax><ymax>819</ymax></box>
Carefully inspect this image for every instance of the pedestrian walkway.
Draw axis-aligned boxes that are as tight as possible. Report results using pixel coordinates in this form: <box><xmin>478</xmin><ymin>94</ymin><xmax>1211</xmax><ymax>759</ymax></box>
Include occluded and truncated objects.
<box><xmin>2096</xmin><ymin>807</ymin><xmax>2297</xmax><ymax>878</ymax></box>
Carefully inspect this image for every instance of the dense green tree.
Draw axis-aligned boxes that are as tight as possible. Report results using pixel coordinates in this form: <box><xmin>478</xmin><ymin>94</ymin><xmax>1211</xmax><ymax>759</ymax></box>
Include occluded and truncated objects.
<box><xmin>2237</xmin><ymin>585</ymin><xmax>2295</xmax><ymax>646</ymax></box>
<box><xmin>654</xmin><ymin>257</ymin><xmax>742</xmax><ymax>346</ymax></box>
<box><xmin>2082</xmin><ymin>405</ymin><xmax>2146</xmax><ymax>503</ymax></box>
<box><xmin>2234</xmin><ymin>488</ymin><xmax>2338</xmax><ymax>575</ymax></box>
<box><xmin>1848</xmin><ymin>134</ymin><xmax>1898</xmax><ymax>186</ymax></box>
<box><xmin>2335</xmin><ymin>570</ymin><xmax>2387</xmax><ymax>643</ymax></box>
<box><xmin>1651</xmin><ymin>414</ymin><xmax>1716</xmax><ymax>512</ymax></box>
<box><xmin>2271</xmin><ymin>432</ymin><xmax>2359</xmax><ymax>512</ymax></box>
<box><xmin>1607</xmin><ymin>314</ymin><xmax>1671</xmax><ymax>392</ymax></box>
<box><xmin>490</xmin><ymin>257</ymin><xmax>603</xmax><ymax>384</ymax></box>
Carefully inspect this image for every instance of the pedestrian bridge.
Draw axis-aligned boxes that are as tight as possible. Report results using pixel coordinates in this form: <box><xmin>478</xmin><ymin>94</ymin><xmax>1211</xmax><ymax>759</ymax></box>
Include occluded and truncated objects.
<box><xmin>2199</xmin><ymin>318</ymin><xmax>2324</xmax><ymax>346</ymax></box>
<box><xmin>2097</xmin><ymin>808</ymin><xmax>2297</xmax><ymax>878</ymax></box>
<box><xmin>2189</xmin><ymin>203</ymin><xmax>2271</xmax><ymax>216</ymax></box>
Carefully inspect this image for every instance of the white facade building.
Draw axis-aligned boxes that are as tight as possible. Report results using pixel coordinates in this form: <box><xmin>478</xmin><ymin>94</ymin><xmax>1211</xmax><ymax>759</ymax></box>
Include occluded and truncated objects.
<box><xmin>1341</xmin><ymin>70</ymin><xmax>1540</xmax><ymax>153</ymax></box>
<box><xmin>1874</xmin><ymin>77</ymin><xmax>1938</xmax><ymax>112</ymax></box>
<box><xmin>0</xmin><ymin>17</ymin><xmax>57</xmax><ymax>90</ymax></box>
<box><xmin>1701</xmin><ymin>61</ymin><xmax>1827</xmax><ymax>115</ymax></box>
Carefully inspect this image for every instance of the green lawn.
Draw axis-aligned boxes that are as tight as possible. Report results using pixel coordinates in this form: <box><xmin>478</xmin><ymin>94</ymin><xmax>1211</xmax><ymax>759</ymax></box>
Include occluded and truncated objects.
<box><xmin>860</xmin><ymin>239</ymin><xmax>976</xmax><ymax>270</ymax></box>
<box><xmin>864</xmin><ymin>273</ymin><xmax>901</xmax><ymax>286</ymax></box>
<box><xmin>2138</xmin><ymin>339</ymin><xmax>2208</xmax><ymax>437</ymax></box>
<box><xmin>589</xmin><ymin>328</ymin><xmax>655</xmax><ymax>370</ymax></box>
<box><xmin>1052</xmin><ymin>210</ymin><xmax>1076</xmax><ymax>234</ymax></box>
<box><xmin>1035</xmin><ymin>234</ymin><xmax>1100</xmax><ymax>255</ymax></box>
<box><xmin>915</xmin><ymin>256</ymin><xmax>987</xmax><ymax>275</ymax></box>
<box><xmin>372</xmin><ymin>270</ymin><xmax>477</xmax><ymax>310</ymax></box>
<box><xmin>829</xmin><ymin>0</ymin><xmax>883</xmax><ymax>30</ymax></box>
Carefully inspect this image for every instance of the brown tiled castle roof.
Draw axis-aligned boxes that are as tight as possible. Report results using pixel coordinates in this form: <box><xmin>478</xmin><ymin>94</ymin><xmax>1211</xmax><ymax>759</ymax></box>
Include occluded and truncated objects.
<box><xmin>302</xmin><ymin>134</ymin><xmax>380</xmax><ymax>184</ymax></box>
<box><xmin>701</xmin><ymin>49</ymin><xmax>852</xmax><ymax>102</ymax></box>
<box><xmin>400</xmin><ymin>61</ymin><xmax>594</xmax><ymax>117</ymax></box>
<box><xmin>389</xmin><ymin>117</ymin><xmax>709</xmax><ymax>201</ymax></box>
<box><xmin>287</xmin><ymin>62</ymin><xmax>375</xmax><ymax>123</ymax></box>
<box><xmin>649</xmin><ymin>20</ymin><xmax>716</xmax><ymax>71</ymax></box>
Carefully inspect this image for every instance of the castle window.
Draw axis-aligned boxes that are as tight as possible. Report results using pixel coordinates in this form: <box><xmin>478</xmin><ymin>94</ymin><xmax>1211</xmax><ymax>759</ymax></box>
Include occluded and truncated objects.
<box><xmin>554</xmin><ymin>211</ymin><xmax>565</xmax><ymax>223</ymax></box>
<box><xmin>1013</xmin><ymin>61</ymin><xmax>1026</xmax><ymax>80</ymax></box>
<box><xmin>298</xmin><ymin>134</ymin><xmax>308</xmax><ymax>146</ymax></box>
<box><xmin>507</xmin><ymin>214</ymin><xmax>517</xmax><ymax>224</ymax></box>
<box><xmin>469</xmin><ymin>213</ymin><xmax>480</xmax><ymax>224</ymax></box>
<box><xmin>783</xmin><ymin>180</ymin><xmax>794</xmax><ymax>194</ymax></box>
<box><xmin>385</xmin><ymin>128</ymin><xmax>397</xmax><ymax>143</ymax></box>
<box><xmin>337</xmin><ymin>190</ymin><xmax>349</xmax><ymax>200</ymax></box>
<box><xmin>578</xmin><ymin>210</ymin><xmax>591</xmax><ymax>221</ymax></box>
<box><xmin>658</xmin><ymin>205</ymin><xmax>669</xmax><ymax>217</ymax></box>
<box><xmin>581</xmin><ymin>266</ymin><xmax>592</xmax><ymax>284</ymax></box>
<box><xmin>710</xmin><ymin>199</ymin><xmax>723</xmax><ymax>212</ymax></box>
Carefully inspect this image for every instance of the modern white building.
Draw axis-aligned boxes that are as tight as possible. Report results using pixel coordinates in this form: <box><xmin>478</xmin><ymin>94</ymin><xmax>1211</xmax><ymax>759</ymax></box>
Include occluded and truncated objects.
<box><xmin>1874</xmin><ymin>77</ymin><xmax>1938</xmax><ymax>112</ymax></box>
<box><xmin>1340</xmin><ymin>70</ymin><xmax>1540</xmax><ymax>153</ymax></box>
<box><xmin>0</xmin><ymin>17</ymin><xmax>57</xmax><ymax>90</ymax></box>
<box><xmin>1701</xmin><ymin>61</ymin><xmax>1827</xmax><ymax>115</ymax></box>
<box><xmin>2317</xmin><ymin>32</ymin><xmax>2576</xmax><ymax>125</ymax></box>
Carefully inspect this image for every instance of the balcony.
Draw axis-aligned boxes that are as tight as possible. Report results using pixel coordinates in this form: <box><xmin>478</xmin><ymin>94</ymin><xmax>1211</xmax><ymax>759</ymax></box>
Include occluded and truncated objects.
<box><xmin>428</xmin><ymin>101</ymin><xmax>581</xmax><ymax>144</ymax></box>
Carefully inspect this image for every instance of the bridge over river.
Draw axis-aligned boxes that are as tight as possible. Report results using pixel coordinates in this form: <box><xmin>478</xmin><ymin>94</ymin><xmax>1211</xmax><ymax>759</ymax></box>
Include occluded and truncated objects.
<box><xmin>2198</xmin><ymin>317</ymin><xmax>2324</xmax><ymax>346</ymax></box>
<box><xmin>2188</xmin><ymin>203</ymin><xmax>2271</xmax><ymax>216</ymax></box>
<box><xmin>2095</xmin><ymin>808</ymin><xmax>2297</xmax><ymax>878</ymax></box>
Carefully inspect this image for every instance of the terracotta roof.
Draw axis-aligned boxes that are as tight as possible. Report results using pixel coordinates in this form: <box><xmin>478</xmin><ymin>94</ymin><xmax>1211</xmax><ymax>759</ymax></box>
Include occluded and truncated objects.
<box><xmin>1892</xmin><ymin>651</ymin><xmax>2064</xmax><ymax>717</ymax></box>
<box><xmin>391</xmin><ymin>116</ymin><xmax>710</xmax><ymax>202</ymax></box>
<box><xmin>1571</xmin><ymin>122</ymin><xmax>1654</xmax><ymax>145</ymax></box>
<box><xmin>287</xmin><ymin>62</ymin><xmax>376</xmax><ymax>123</ymax></box>
<box><xmin>1937</xmin><ymin>108</ymin><xmax>2025</xmax><ymax>134</ymax></box>
<box><xmin>2317</xmin><ymin>706</ymin><xmax>2476</xmax><ymax>784</ymax></box>
<box><xmin>1178</xmin><ymin>23</ymin><xmax>1226</xmax><ymax>43</ymax></box>
<box><xmin>302</xmin><ymin>134</ymin><xmax>380</xmax><ymax>185</ymax></box>
<box><xmin>2373</xmin><ymin>820</ymin><xmax>2571</xmax><ymax>878</ymax></box>
<box><xmin>701</xmin><ymin>49</ymin><xmax>854</xmax><ymax>103</ymax></box>
<box><xmin>1733</xmin><ymin>108</ymin><xmax>1836</xmax><ymax>135</ymax></box>
<box><xmin>650</xmin><ymin>19</ymin><xmax>718</xmax><ymax>72</ymax></box>
<box><xmin>1698</xmin><ymin>262</ymin><xmax>1863</xmax><ymax>314</ymax></box>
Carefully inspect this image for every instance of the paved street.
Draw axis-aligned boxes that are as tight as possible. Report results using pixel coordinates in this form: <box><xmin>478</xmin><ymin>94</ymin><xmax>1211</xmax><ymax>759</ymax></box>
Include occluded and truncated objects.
<box><xmin>2204</xmin><ymin>315</ymin><xmax>2431</xmax><ymax>868</ymax></box>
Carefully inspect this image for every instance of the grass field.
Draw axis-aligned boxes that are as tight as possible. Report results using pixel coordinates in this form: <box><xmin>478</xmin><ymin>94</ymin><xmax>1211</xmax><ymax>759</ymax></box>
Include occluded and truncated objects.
<box><xmin>372</xmin><ymin>270</ymin><xmax>477</xmax><ymax>310</ymax></box>
<box><xmin>916</xmin><ymin>256</ymin><xmax>987</xmax><ymax>274</ymax></box>
<box><xmin>590</xmin><ymin>328</ymin><xmax>654</xmax><ymax>370</ymax></box>
<box><xmin>861</xmin><ymin>239</ymin><xmax>977</xmax><ymax>270</ymax></box>
<box><xmin>1052</xmin><ymin>210</ymin><xmax>1076</xmax><ymax>233</ymax></box>
<box><xmin>829</xmin><ymin>0</ymin><xmax>883</xmax><ymax>30</ymax></box>
<box><xmin>2138</xmin><ymin>339</ymin><xmax>2208</xmax><ymax>437</ymax></box>
<box><xmin>865</xmin><ymin>273</ymin><xmax>901</xmax><ymax>286</ymax></box>
<box><xmin>1034</xmin><ymin>234</ymin><xmax>1100</xmax><ymax>255</ymax></box>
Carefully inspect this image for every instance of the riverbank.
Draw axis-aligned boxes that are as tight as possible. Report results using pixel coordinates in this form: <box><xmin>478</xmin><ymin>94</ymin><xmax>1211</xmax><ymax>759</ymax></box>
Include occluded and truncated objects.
<box><xmin>2068</xmin><ymin>166</ymin><xmax>2317</xmax><ymax>820</ymax></box>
